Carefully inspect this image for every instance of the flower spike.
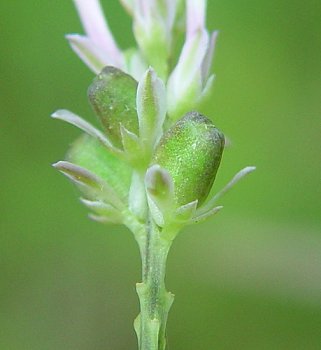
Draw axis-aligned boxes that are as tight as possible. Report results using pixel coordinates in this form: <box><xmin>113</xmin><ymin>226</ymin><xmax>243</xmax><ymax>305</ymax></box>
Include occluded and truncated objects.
<box><xmin>54</xmin><ymin>3</ymin><xmax>257</xmax><ymax>348</ymax></box>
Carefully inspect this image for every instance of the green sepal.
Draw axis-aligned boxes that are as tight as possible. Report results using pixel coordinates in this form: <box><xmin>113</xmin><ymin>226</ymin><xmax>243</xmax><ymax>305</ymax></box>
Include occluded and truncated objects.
<box><xmin>88</xmin><ymin>66</ymin><xmax>138</xmax><ymax>148</ymax></box>
<box><xmin>145</xmin><ymin>165</ymin><xmax>175</xmax><ymax>227</ymax></box>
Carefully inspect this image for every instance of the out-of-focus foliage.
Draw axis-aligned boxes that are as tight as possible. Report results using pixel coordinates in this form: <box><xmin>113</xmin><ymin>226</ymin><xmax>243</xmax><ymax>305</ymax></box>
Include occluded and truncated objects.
<box><xmin>0</xmin><ymin>1</ymin><xmax>320</xmax><ymax>349</ymax></box>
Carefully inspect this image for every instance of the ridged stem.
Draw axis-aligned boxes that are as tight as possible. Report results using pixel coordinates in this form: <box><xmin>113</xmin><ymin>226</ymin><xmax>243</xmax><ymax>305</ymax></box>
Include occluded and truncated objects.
<box><xmin>134</xmin><ymin>218</ymin><xmax>175</xmax><ymax>350</ymax></box>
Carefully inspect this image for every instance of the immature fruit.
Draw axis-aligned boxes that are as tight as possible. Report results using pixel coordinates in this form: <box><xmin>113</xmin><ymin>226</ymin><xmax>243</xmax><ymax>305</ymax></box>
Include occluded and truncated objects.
<box><xmin>88</xmin><ymin>66</ymin><xmax>138</xmax><ymax>147</ymax></box>
<box><xmin>153</xmin><ymin>111</ymin><xmax>224</xmax><ymax>206</ymax></box>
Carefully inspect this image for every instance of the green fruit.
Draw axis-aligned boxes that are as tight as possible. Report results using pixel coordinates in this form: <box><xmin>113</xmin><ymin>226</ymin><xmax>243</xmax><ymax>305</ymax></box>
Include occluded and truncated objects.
<box><xmin>153</xmin><ymin>111</ymin><xmax>224</xmax><ymax>206</ymax></box>
<box><xmin>88</xmin><ymin>66</ymin><xmax>138</xmax><ymax>147</ymax></box>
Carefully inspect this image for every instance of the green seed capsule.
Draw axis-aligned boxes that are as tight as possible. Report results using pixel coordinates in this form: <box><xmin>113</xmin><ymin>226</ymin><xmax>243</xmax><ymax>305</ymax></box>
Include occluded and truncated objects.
<box><xmin>153</xmin><ymin>111</ymin><xmax>224</xmax><ymax>206</ymax></box>
<box><xmin>88</xmin><ymin>66</ymin><xmax>138</xmax><ymax>147</ymax></box>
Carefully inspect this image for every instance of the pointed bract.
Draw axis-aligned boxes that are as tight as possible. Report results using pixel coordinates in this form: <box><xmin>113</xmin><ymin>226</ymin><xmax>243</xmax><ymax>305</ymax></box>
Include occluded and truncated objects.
<box><xmin>192</xmin><ymin>205</ymin><xmax>223</xmax><ymax>224</ymax></box>
<box><xmin>53</xmin><ymin>161</ymin><xmax>125</xmax><ymax>210</ymax></box>
<box><xmin>145</xmin><ymin>164</ymin><xmax>175</xmax><ymax>226</ymax></box>
<box><xmin>137</xmin><ymin>68</ymin><xmax>166</xmax><ymax>148</ymax></box>
<box><xmin>51</xmin><ymin>109</ymin><xmax>121</xmax><ymax>155</ymax></box>
<box><xmin>197</xmin><ymin>166</ymin><xmax>256</xmax><ymax>216</ymax></box>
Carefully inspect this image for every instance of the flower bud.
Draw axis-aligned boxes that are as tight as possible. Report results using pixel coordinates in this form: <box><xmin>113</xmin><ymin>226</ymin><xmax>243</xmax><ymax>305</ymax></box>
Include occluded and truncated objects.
<box><xmin>152</xmin><ymin>111</ymin><xmax>224</xmax><ymax>206</ymax></box>
<box><xmin>88</xmin><ymin>66</ymin><xmax>138</xmax><ymax>147</ymax></box>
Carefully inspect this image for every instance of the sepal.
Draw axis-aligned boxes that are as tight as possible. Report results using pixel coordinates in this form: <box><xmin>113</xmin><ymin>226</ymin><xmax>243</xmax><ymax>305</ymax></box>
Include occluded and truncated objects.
<box><xmin>145</xmin><ymin>165</ymin><xmax>175</xmax><ymax>227</ymax></box>
<box><xmin>197</xmin><ymin>166</ymin><xmax>256</xmax><ymax>217</ymax></box>
<box><xmin>137</xmin><ymin>68</ymin><xmax>166</xmax><ymax>150</ymax></box>
<box><xmin>80</xmin><ymin>198</ymin><xmax>122</xmax><ymax>224</ymax></box>
<box><xmin>51</xmin><ymin>109</ymin><xmax>122</xmax><ymax>157</ymax></box>
<box><xmin>175</xmin><ymin>200</ymin><xmax>198</xmax><ymax>223</ymax></box>
<box><xmin>88</xmin><ymin>66</ymin><xmax>138</xmax><ymax>148</ymax></box>
<box><xmin>191</xmin><ymin>205</ymin><xmax>223</xmax><ymax>224</ymax></box>
<box><xmin>72</xmin><ymin>0</ymin><xmax>124</xmax><ymax>68</ymax></box>
<box><xmin>120</xmin><ymin>124</ymin><xmax>141</xmax><ymax>153</ymax></box>
<box><xmin>53</xmin><ymin>161</ymin><xmax>125</xmax><ymax>210</ymax></box>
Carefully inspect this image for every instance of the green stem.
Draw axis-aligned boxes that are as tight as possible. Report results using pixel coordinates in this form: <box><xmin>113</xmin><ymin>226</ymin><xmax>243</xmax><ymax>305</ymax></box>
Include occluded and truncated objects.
<box><xmin>135</xmin><ymin>219</ymin><xmax>175</xmax><ymax>350</ymax></box>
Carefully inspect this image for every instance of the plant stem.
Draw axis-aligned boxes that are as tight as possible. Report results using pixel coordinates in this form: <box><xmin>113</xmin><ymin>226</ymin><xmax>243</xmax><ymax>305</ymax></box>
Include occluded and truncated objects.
<box><xmin>135</xmin><ymin>218</ymin><xmax>175</xmax><ymax>350</ymax></box>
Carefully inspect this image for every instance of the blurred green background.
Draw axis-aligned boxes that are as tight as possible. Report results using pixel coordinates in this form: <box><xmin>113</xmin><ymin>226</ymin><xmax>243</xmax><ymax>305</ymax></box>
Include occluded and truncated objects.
<box><xmin>1</xmin><ymin>1</ymin><xmax>321</xmax><ymax>349</ymax></box>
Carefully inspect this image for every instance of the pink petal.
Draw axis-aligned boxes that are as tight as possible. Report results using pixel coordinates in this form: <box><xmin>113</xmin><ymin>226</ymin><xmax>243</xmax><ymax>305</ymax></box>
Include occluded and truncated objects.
<box><xmin>186</xmin><ymin>0</ymin><xmax>206</xmax><ymax>39</ymax></box>
<box><xmin>73</xmin><ymin>0</ymin><xmax>123</xmax><ymax>67</ymax></box>
<box><xmin>66</xmin><ymin>34</ymin><xmax>110</xmax><ymax>73</ymax></box>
